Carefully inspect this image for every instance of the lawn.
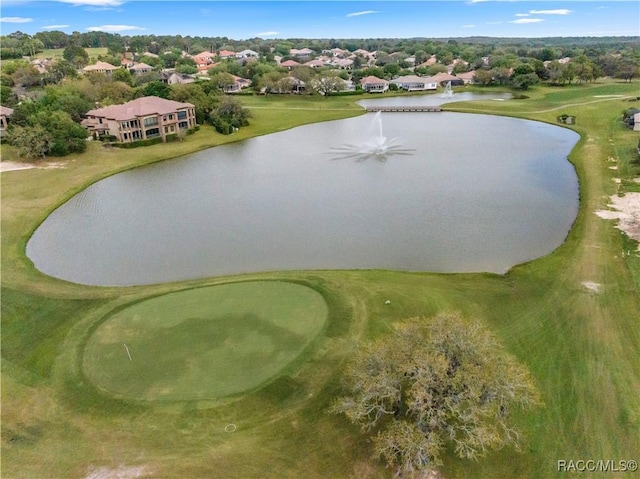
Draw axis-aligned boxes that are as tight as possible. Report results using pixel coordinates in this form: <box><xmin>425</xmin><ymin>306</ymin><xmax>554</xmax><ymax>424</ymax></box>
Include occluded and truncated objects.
<box><xmin>1</xmin><ymin>82</ymin><xmax>639</xmax><ymax>479</ymax></box>
<box><xmin>82</xmin><ymin>281</ymin><xmax>328</xmax><ymax>401</ymax></box>
<box><xmin>35</xmin><ymin>47</ymin><xmax>109</xmax><ymax>60</ymax></box>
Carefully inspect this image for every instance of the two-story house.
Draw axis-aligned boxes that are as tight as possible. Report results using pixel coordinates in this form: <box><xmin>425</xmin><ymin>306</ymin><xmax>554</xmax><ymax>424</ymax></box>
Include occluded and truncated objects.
<box><xmin>82</xmin><ymin>96</ymin><xmax>196</xmax><ymax>143</ymax></box>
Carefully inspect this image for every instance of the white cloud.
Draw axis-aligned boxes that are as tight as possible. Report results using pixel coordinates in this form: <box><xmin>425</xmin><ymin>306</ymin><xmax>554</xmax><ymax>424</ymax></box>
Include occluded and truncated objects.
<box><xmin>515</xmin><ymin>13</ymin><xmax>530</xmax><ymax>17</ymax></box>
<box><xmin>58</xmin><ymin>0</ymin><xmax>123</xmax><ymax>6</ymax></box>
<box><xmin>84</xmin><ymin>6</ymin><xmax>121</xmax><ymax>11</ymax></box>
<box><xmin>529</xmin><ymin>9</ymin><xmax>572</xmax><ymax>15</ymax></box>
<box><xmin>0</xmin><ymin>16</ymin><xmax>33</xmax><ymax>23</ymax></box>
<box><xmin>510</xmin><ymin>18</ymin><xmax>545</xmax><ymax>24</ymax></box>
<box><xmin>86</xmin><ymin>24</ymin><xmax>146</xmax><ymax>32</ymax></box>
<box><xmin>257</xmin><ymin>31</ymin><xmax>279</xmax><ymax>37</ymax></box>
<box><xmin>43</xmin><ymin>24</ymin><xmax>70</xmax><ymax>29</ymax></box>
<box><xmin>346</xmin><ymin>10</ymin><xmax>380</xmax><ymax>18</ymax></box>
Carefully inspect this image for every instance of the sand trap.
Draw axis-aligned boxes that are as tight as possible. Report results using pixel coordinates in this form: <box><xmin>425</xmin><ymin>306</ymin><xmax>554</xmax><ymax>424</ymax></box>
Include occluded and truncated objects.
<box><xmin>0</xmin><ymin>161</ymin><xmax>67</xmax><ymax>172</ymax></box>
<box><xmin>582</xmin><ymin>281</ymin><xmax>602</xmax><ymax>293</ymax></box>
<box><xmin>0</xmin><ymin>161</ymin><xmax>36</xmax><ymax>172</ymax></box>
<box><xmin>85</xmin><ymin>465</ymin><xmax>147</xmax><ymax>479</ymax></box>
<box><xmin>595</xmin><ymin>192</ymin><xmax>640</xmax><ymax>250</ymax></box>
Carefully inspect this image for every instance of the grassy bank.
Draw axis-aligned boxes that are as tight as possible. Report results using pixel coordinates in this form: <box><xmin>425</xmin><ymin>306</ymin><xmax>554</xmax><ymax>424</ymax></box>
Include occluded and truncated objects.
<box><xmin>2</xmin><ymin>82</ymin><xmax>639</xmax><ymax>478</ymax></box>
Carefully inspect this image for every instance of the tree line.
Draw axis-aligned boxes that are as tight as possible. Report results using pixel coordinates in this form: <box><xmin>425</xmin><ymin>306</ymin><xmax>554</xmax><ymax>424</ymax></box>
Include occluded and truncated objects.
<box><xmin>1</xmin><ymin>30</ymin><xmax>638</xmax><ymax>159</ymax></box>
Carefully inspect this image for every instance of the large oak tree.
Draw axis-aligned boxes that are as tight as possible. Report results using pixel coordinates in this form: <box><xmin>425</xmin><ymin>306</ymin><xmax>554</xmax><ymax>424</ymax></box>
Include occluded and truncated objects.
<box><xmin>331</xmin><ymin>313</ymin><xmax>540</xmax><ymax>477</ymax></box>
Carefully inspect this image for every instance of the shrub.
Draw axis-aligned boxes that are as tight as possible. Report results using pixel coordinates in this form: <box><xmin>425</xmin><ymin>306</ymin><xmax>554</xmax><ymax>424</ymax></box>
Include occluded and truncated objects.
<box><xmin>112</xmin><ymin>137</ymin><xmax>164</xmax><ymax>149</ymax></box>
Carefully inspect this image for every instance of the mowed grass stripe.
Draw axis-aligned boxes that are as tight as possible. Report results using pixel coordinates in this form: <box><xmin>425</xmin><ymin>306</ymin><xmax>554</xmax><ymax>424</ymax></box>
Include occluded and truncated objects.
<box><xmin>82</xmin><ymin>282</ymin><xmax>328</xmax><ymax>401</ymax></box>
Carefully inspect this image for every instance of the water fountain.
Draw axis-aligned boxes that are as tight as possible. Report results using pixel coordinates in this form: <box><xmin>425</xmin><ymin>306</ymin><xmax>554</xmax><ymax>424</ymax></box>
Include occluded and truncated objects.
<box><xmin>329</xmin><ymin>111</ymin><xmax>414</xmax><ymax>162</ymax></box>
<box><xmin>442</xmin><ymin>81</ymin><xmax>453</xmax><ymax>99</ymax></box>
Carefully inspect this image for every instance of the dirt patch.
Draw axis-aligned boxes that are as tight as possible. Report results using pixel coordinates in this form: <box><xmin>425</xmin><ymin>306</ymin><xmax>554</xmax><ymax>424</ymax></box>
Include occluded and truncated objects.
<box><xmin>84</xmin><ymin>465</ymin><xmax>148</xmax><ymax>479</ymax></box>
<box><xmin>0</xmin><ymin>161</ymin><xmax>36</xmax><ymax>172</ymax></box>
<box><xmin>595</xmin><ymin>192</ymin><xmax>640</xmax><ymax>250</ymax></box>
<box><xmin>0</xmin><ymin>161</ymin><xmax>67</xmax><ymax>172</ymax></box>
<box><xmin>582</xmin><ymin>281</ymin><xmax>602</xmax><ymax>293</ymax></box>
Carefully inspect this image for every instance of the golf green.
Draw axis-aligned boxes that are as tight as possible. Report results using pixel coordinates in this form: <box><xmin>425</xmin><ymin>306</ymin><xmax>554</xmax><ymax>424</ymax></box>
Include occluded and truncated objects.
<box><xmin>82</xmin><ymin>281</ymin><xmax>328</xmax><ymax>401</ymax></box>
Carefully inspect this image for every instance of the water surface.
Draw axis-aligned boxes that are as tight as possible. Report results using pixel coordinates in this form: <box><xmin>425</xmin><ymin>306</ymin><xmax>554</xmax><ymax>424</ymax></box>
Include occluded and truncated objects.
<box><xmin>27</xmin><ymin>108</ymin><xmax>579</xmax><ymax>286</ymax></box>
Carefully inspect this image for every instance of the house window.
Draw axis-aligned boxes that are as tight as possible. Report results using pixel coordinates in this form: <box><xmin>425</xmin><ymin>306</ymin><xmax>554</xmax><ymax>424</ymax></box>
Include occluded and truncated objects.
<box><xmin>132</xmin><ymin>130</ymin><xmax>141</xmax><ymax>140</ymax></box>
<box><xmin>145</xmin><ymin>128</ymin><xmax>160</xmax><ymax>138</ymax></box>
<box><xmin>168</xmin><ymin>114</ymin><xmax>174</xmax><ymax>120</ymax></box>
<box><xmin>178</xmin><ymin>121</ymin><xmax>189</xmax><ymax>129</ymax></box>
<box><xmin>144</xmin><ymin>117</ymin><xmax>158</xmax><ymax>127</ymax></box>
<box><xmin>177</xmin><ymin>111</ymin><xmax>187</xmax><ymax>120</ymax></box>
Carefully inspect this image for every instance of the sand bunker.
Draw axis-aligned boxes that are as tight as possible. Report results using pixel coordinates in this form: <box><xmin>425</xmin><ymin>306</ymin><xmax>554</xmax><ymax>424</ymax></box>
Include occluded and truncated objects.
<box><xmin>85</xmin><ymin>465</ymin><xmax>147</xmax><ymax>479</ymax></box>
<box><xmin>595</xmin><ymin>192</ymin><xmax>640</xmax><ymax>250</ymax></box>
<box><xmin>0</xmin><ymin>161</ymin><xmax>66</xmax><ymax>172</ymax></box>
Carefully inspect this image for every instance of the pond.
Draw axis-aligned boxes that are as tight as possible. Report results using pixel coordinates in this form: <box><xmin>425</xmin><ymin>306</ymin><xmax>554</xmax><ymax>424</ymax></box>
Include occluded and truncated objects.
<box><xmin>27</xmin><ymin>94</ymin><xmax>579</xmax><ymax>286</ymax></box>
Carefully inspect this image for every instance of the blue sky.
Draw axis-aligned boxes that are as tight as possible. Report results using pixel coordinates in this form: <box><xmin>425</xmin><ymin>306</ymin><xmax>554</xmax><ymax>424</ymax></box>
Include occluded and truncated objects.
<box><xmin>1</xmin><ymin>1</ymin><xmax>638</xmax><ymax>39</ymax></box>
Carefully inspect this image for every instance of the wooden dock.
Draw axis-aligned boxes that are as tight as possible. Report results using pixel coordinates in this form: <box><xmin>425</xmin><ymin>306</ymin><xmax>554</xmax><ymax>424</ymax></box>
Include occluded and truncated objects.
<box><xmin>365</xmin><ymin>106</ymin><xmax>442</xmax><ymax>112</ymax></box>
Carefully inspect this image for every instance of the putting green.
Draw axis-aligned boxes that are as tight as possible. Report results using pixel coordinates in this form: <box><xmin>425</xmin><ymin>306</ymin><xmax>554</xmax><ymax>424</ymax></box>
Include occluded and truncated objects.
<box><xmin>82</xmin><ymin>281</ymin><xmax>328</xmax><ymax>401</ymax></box>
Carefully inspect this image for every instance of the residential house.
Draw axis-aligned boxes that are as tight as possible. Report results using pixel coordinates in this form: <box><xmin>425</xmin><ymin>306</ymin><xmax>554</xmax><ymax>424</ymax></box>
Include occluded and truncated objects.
<box><xmin>0</xmin><ymin>105</ymin><xmax>13</xmax><ymax>135</ymax></box>
<box><xmin>218</xmin><ymin>50</ymin><xmax>236</xmax><ymax>59</ymax></box>
<box><xmin>417</xmin><ymin>55</ymin><xmax>438</xmax><ymax>69</ymax></box>
<box><xmin>446</xmin><ymin>58</ymin><xmax>469</xmax><ymax>74</ymax></box>
<box><xmin>430</xmin><ymin>72</ymin><xmax>463</xmax><ymax>87</ymax></box>
<box><xmin>82</xmin><ymin>61</ymin><xmax>118</xmax><ymax>76</ymax></box>
<box><xmin>353</xmin><ymin>49</ymin><xmax>374</xmax><ymax>59</ymax></box>
<box><xmin>142</xmin><ymin>51</ymin><xmax>159</xmax><ymax>59</ymax></box>
<box><xmin>360</xmin><ymin>75</ymin><xmax>389</xmax><ymax>93</ymax></box>
<box><xmin>192</xmin><ymin>51</ymin><xmax>215</xmax><ymax>69</ymax></box>
<box><xmin>121</xmin><ymin>57</ymin><xmax>135</xmax><ymax>68</ymax></box>
<box><xmin>223</xmin><ymin>75</ymin><xmax>252</xmax><ymax>93</ymax></box>
<box><xmin>290</xmin><ymin>48</ymin><xmax>314</xmax><ymax>59</ymax></box>
<box><xmin>322</xmin><ymin>48</ymin><xmax>348</xmax><ymax>58</ymax></box>
<box><xmin>280</xmin><ymin>60</ymin><xmax>301</xmax><ymax>70</ymax></box>
<box><xmin>82</xmin><ymin>96</ymin><xmax>196</xmax><ymax>143</ymax></box>
<box><xmin>160</xmin><ymin>71</ymin><xmax>196</xmax><ymax>85</ymax></box>
<box><xmin>391</xmin><ymin>75</ymin><xmax>437</xmax><ymax>91</ymax></box>
<box><xmin>129</xmin><ymin>62</ymin><xmax>154</xmax><ymax>75</ymax></box>
<box><xmin>304</xmin><ymin>59</ymin><xmax>327</xmax><ymax>68</ymax></box>
<box><xmin>331</xmin><ymin>58</ymin><xmax>354</xmax><ymax>69</ymax></box>
<box><xmin>455</xmin><ymin>71</ymin><xmax>476</xmax><ymax>85</ymax></box>
<box><xmin>236</xmin><ymin>49</ymin><xmax>259</xmax><ymax>59</ymax></box>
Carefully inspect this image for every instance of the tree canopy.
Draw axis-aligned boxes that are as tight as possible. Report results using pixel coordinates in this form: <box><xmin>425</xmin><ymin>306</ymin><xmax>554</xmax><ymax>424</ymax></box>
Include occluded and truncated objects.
<box><xmin>331</xmin><ymin>313</ymin><xmax>541</xmax><ymax>477</ymax></box>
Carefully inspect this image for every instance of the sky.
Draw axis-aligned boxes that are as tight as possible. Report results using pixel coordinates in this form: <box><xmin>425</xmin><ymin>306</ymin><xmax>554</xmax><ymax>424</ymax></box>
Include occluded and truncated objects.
<box><xmin>1</xmin><ymin>0</ymin><xmax>638</xmax><ymax>39</ymax></box>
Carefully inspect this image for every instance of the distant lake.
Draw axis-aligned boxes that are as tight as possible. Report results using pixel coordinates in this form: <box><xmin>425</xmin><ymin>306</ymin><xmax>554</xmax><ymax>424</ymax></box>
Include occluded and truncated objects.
<box><xmin>27</xmin><ymin>97</ymin><xmax>579</xmax><ymax>286</ymax></box>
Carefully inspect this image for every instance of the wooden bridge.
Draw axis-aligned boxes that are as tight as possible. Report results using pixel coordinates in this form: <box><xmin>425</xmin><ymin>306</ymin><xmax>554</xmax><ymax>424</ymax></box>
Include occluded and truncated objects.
<box><xmin>364</xmin><ymin>106</ymin><xmax>442</xmax><ymax>112</ymax></box>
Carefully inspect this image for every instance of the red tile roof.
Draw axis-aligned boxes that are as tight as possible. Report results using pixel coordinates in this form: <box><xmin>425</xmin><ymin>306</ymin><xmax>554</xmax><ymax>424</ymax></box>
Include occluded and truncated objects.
<box><xmin>85</xmin><ymin>96</ymin><xmax>194</xmax><ymax>121</ymax></box>
<box><xmin>360</xmin><ymin>75</ymin><xmax>388</xmax><ymax>85</ymax></box>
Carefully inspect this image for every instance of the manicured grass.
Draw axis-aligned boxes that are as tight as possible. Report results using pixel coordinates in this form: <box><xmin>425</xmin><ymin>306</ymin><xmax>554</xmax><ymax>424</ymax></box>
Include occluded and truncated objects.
<box><xmin>34</xmin><ymin>47</ymin><xmax>108</xmax><ymax>59</ymax></box>
<box><xmin>1</xmin><ymin>81</ymin><xmax>639</xmax><ymax>479</ymax></box>
<box><xmin>82</xmin><ymin>282</ymin><xmax>328</xmax><ymax>401</ymax></box>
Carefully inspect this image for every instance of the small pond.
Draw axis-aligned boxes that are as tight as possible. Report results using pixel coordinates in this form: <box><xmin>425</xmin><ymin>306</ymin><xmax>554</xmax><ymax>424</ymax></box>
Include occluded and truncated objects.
<box><xmin>27</xmin><ymin>94</ymin><xmax>579</xmax><ymax>286</ymax></box>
